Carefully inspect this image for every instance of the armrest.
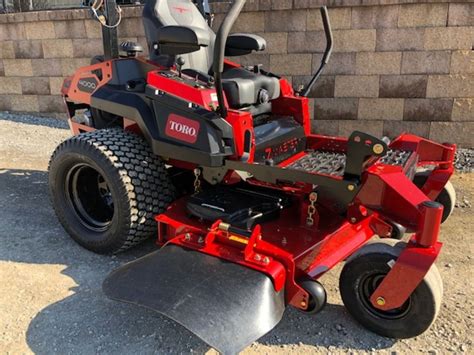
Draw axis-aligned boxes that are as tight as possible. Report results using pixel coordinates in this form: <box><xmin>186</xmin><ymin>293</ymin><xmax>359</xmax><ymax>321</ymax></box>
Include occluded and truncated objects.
<box><xmin>158</xmin><ymin>25</ymin><xmax>211</xmax><ymax>55</ymax></box>
<box><xmin>225</xmin><ymin>33</ymin><xmax>266</xmax><ymax>57</ymax></box>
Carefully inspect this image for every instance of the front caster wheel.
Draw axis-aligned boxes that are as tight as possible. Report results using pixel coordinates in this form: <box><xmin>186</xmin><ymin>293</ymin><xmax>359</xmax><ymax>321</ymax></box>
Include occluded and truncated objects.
<box><xmin>339</xmin><ymin>239</ymin><xmax>442</xmax><ymax>338</ymax></box>
<box><xmin>299</xmin><ymin>279</ymin><xmax>327</xmax><ymax>315</ymax></box>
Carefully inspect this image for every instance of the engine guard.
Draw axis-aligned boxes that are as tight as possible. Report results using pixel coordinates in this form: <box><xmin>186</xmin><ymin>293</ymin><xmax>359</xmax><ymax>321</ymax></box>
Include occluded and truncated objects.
<box><xmin>103</xmin><ymin>245</ymin><xmax>285</xmax><ymax>354</ymax></box>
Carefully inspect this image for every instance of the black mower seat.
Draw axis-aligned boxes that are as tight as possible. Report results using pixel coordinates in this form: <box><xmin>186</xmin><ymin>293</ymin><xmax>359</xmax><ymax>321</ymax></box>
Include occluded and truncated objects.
<box><xmin>222</xmin><ymin>67</ymin><xmax>280</xmax><ymax>109</ymax></box>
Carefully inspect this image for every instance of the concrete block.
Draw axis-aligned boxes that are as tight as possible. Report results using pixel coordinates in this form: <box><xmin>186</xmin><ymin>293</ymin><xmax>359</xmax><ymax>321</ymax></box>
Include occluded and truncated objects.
<box><xmin>61</xmin><ymin>58</ymin><xmax>92</xmax><ymax>77</ymax></box>
<box><xmin>13</xmin><ymin>40</ymin><xmax>43</xmax><ymax>59</ymax></box>
<box><xmin>0</xmin><ymin>23</ymin><xmax>26</xmax><ymax>41</ymax></box>
<box><xmin>335</xmin><ymin>75</ymin><xmax>379</xmax><ymax>98</ymax></box>
<box><xmin>401</xmin><ymin>51</ymin><xmax>451</xmax><ymax>74</ymax></box>
<box><xmin>43</xmin><ymin>39</ymin><xmax>74</xmax><ymax>59</ymax></box>
<box><xmin>448</xmin><ymin>4</ymin><xmax>474</xmax><ymax>27</ymax></box>
<box><xmin>376</xmin><ymin>28</ymin><xmax>424</xmax><ymax>52</ymax></box>
<box><xmin>233</xmin><ymin>12</ymin><xmax>265</xmax><ymax>33</ymax></box>
<box><xmin>288</xmin><ymin>31</ymin><xmax>326</xmax><ymax>53</ymax></box>
<box><xmin>50</xmin><ymin>77</ymin><xmax>66</xmax><ymax>95</ymax></box>
<box><xmin>265</xmin><ymin>10</ymin><xmax>306</xmax><ymax>32</ymax></box>
<box><xmin>0</xmin><ymin>95</ymin><xmax>11</xmax><ymax>110</ymax></box>
<box><xmin>38</xmin><ymin>95</ymin><xmax>66</xmax><ymax>113</ymax></box>
<box><xmin>356</xmin><ymin>52</ymin><xmax>402</xmax><ymax>75</ymax></box>
<box><xmin>0</xmin><ymin>41</ymin><xmax>15</xmax><ymax>59</ymax></box>
<box><xmin>54</xmin><ymin>20</ymin><xmax>86</xmax><ymax>39</ymax></box>
<box><xmin>118</xmin><ymin>17</ymin><xmax>145</xmax><ymax>38</ymax></box>
<box><xmin>427</xmin><ymin>74</ymin><xmax>474</xmax><ymax>98</ymax></box>
<box><xmin>308</xmin><ymin>8</ymin><xmax>351</xmax><ymax>31</ymax></box>
<box><xmin>25</xmin><ymin>21</ymin><xmax>55</xmax><ymax>40</ymax></box>
<box><xmin>270</xmin><ymin>54</ymin><xmax>312</xmax><ymax>75</ymax></box>
<box><xmin>21</xmin><ymin>77</ymin><xmax>50</xmax><ymax>95</ymax></box>
<box><xmin>430</xmin><ymin>122</ymin><xmax>474</xmax><ymax>147</ymax></box>
<box><xmin>72</xmin><ymin>39</ymin><xmax>104</xmax><ymax>58</ymax></box>
<box><xmin>271</xmin><ymin>0</ymin><xmax>292</xmax><ymax>10</ymax></box>
<box><xmin>404</xmin><ymin>98</ymin><xmax>453</xmax><ymax>121</ymax></box>
<box><xmin>84</xmin><ymin>20</ymin><xmax>102</xmax><ymax>39</ymax></box>
<box><xmin>0</xmin><ymin>77</ymin><xmax>22</xmax><ymax>94</ymax></box>
<box><xmin>333</xmin><ymin>29</ymin><xmax>376</xmax><ymax>52</ymax></box>
<box><xmin>3</xmin><ymin>59</ymin><xmax>33</xmax><ymax>77</ymax></box>
<box><xmin>32</xmin><ymin>59</ymin><xmax>63</xmax><ymax>77</ymax></box>
<box><xmin>312</xmin><ymin>52</ymin><xmax>356</xmax><ymax>75</ymax></box>
<box><xmin>452</xmin><ymin>99</ymin><xmax>473</xmax><ymax>121</ymax></box>
<box><xmin>398</xmin><ymin>4</ymin><xmax>448</xmax><ymax>28</ymax></box>
<box><xmin>450</xmin><ymin>50</ymin><xmax>474</xmax><ymax>74</ymax></box>
<box><xmin>10</xmin><ymin>94</ymin><xmax>39</xmax><ymax>112</ymax></box>
<box><xmin>383</xmin><ymin>121</ymin><xmax>430</xmax><ymax>139</ymax></box>
<box><xmin>256</xmin><ymin>32</ymin><xmax>287</xmax><ymax>54</ymax></box>
<box><xmin>292</xmin><ymin>75</ymin><xmax>335</xmax><ymax>98</ymax></box>
<box><xmin>352</xmin><ymin>5</ymin><xmax>399</xmax><ymax>29</ymax></box>
<box><xmin>314</xmin><ymin>98</ymin><xmax>359</xmax><ymax>121</ymax></box>
<box><xmin>358</xmin><ymin>98</ymin><xmax>404</xmax><ymax>120</ymax></box>
<box><xmin>424</xmin><ymin>27</ymin><xmax>474</xmax><ymax>50</ymax></box>
<box><xmin>311</xmin><ymin>119</ymin><xmax>339</xmax><ymax>136</ymax></box>
<box><xmin>379</xmin><ymin>75</ymin><xmax>427</xmax><ymax>98</ymax></box>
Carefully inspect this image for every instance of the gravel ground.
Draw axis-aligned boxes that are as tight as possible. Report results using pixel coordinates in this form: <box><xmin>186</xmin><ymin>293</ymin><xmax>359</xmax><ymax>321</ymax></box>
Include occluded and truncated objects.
<box><xmin>0</xmin><ymin>113</ymin><xmax>473</xmax><ymax>355</ymax></box>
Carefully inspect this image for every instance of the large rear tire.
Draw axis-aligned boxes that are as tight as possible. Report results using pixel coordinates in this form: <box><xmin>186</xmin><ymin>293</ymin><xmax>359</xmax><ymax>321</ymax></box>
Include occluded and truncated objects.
<box><xmin>48</xmin><ymin>129</ymin><xmax>174</xmax><ymax>254</ymax></box>
<box><xmin>339</xmin><ymin>239</ymin><xmax>442</xmax><ymax>338</ymax></box>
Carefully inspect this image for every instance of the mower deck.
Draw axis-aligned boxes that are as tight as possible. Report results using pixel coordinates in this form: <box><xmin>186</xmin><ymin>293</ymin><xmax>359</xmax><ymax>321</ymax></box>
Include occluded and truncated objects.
<box><xmin>157</xmin><ymin>196</ymin><xmax>368</xmax><ymax>281</ymax></box>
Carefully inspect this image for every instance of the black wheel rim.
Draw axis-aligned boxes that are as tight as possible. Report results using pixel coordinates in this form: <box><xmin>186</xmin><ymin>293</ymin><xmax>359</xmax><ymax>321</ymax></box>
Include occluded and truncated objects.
<box><xmin>359</xmin><ymin>273</ymin><xmax>412</xmax><ymax>320</ymax></box>
<box><xmin>66</xmin><ymin>163</ymin><xmax>114</xmax><ymax>232</ymax></box>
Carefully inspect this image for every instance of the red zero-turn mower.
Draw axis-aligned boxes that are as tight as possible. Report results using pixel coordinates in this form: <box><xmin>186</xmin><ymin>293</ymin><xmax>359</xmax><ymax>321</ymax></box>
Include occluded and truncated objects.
<box><xmin>48</xmin><ymin>0</ymin><xmax>457</xmax><ymax>353</ymax></box>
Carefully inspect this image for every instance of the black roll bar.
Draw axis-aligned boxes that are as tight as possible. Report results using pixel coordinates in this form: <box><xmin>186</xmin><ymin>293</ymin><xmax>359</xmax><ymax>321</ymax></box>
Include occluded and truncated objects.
<box><xmin>212</xmin><ymin>0</ymin><xmax>246</xmax><ymax>118</ymax></box>
<box><xmin>301</xmin><ymin>6</ymin><xmax>333</xmax><ymax>97</ymax></box>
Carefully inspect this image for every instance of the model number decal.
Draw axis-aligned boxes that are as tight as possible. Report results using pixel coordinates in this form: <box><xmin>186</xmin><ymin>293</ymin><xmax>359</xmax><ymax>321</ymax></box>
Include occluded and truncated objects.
<box><xmin>77</xmin><ymin>77</ymin><xmax>98</xmax><ymax>93</ymax></box>
<box><xmin>165</xmin><ymin>114</ymin><xmax>200</xmax><ymax>144</ymax></box>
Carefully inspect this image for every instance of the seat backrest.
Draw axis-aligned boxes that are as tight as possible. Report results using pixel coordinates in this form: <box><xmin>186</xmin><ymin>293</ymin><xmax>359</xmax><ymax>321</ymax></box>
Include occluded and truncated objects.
<box><xmin>143</xmin><ymin>0</ymin><xmax>215</xmax><ymax>73</ymax></box>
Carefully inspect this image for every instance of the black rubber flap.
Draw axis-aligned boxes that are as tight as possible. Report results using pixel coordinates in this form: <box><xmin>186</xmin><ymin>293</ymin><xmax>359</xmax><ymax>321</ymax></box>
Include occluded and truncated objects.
<box><xmin>103</xmin><ymin>245</ymin><xmax>285</xmax><ymax>354</ymax></box>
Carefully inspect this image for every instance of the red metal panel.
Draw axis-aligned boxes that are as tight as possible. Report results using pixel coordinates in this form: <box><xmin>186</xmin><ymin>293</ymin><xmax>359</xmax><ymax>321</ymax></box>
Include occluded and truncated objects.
<box><xmin>370</xmin><ymin>242</ymin><xmax>442</xmax><ymax>310</ymax></box>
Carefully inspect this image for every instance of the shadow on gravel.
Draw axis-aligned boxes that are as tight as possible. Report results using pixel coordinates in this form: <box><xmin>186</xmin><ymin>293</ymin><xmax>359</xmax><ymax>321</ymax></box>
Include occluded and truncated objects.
<box><xmin>0</xmin><ymin>168</ymin><xmax>396</xmax><ymax>354</ymax></box>
<box><xmin>0</xmin><ymin>112</ymin><xmax>69</xmax><ymax>129</ymax></box>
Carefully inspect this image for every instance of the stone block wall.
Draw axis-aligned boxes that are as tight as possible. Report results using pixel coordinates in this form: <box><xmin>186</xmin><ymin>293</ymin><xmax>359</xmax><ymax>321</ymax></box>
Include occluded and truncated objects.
<box><xmin>0</xmin><ymin>1</ymin><xmax>473</xmax><ymax>146</ymax></box>
<box><xmin>0</xmin><ymin>6</ymin><xmax>148</xmax><ymax>115</ymax></box>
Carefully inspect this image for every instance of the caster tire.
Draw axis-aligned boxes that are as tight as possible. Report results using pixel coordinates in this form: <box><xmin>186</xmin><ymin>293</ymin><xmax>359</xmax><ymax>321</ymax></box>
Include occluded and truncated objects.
<box><xmin>388</xmin><ymin>222</ymin><xmax>406</xmax><ymax>240</ymax></box>
<box><xmin>414</xmin><ymin>173</ymin><xmax>456</xmax><ymax>223</ymax></box>
<box><xmin>48</xmin><ymin>128</ymin><xmax>175</xmax><ymax>254</ymax></box>
<box><xmin>299</xmin><ymin>279</ymin><xmax>327</xmax><ymax>315</ymax></box>
<box><xmin>340</xmin><ymin>239</ymin><xmax>442</xmax><ymax>338</ymax></box>
<box><xmin>436</xmin><ymin>181</ymin><xmax>456</xmax><ymax>223</ymax></box>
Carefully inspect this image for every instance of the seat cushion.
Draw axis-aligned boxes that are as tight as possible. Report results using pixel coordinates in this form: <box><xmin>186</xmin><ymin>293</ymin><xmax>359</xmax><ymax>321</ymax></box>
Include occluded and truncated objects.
<box><xmin>222</xmin><ymin>68</ymin><xmax>280</xmax><ymax>108</ymax></box>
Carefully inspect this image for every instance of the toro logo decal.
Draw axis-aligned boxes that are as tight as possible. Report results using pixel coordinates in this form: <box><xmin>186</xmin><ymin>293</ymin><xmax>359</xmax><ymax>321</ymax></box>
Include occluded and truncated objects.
<box><xmin>77</xmin><ymin>77</ymin><xmax>98</xmax><ymax>93</ymax></box>
<box><xmin>165</xmin><ymin>114</ymin><xmax>200</xmax><ymax>144</ymax></box>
